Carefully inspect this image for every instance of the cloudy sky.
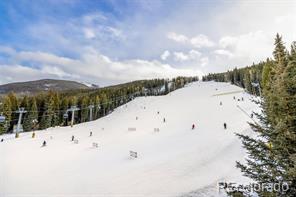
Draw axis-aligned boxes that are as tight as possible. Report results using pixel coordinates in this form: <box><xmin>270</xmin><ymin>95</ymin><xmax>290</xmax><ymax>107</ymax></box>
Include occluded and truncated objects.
<box><xmin>0</xmin><ymin>0</ymin><xmax>295</xmax><ymax>86</ymax></box>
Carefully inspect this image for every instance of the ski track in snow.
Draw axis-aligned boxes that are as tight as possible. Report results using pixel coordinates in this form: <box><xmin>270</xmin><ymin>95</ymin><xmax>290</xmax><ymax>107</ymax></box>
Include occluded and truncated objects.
<box><xmin>0</xmin><ymin>81</ymin><xmax>260</xmax><ymax>197</ymax></box>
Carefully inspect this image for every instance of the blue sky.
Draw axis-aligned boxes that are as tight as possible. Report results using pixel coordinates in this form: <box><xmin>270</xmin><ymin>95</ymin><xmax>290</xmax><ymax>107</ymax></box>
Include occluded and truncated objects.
<box><xmin>0</xmin><ymin>0</ymin><xmax>295</xmax><ymax>86</ymax></box>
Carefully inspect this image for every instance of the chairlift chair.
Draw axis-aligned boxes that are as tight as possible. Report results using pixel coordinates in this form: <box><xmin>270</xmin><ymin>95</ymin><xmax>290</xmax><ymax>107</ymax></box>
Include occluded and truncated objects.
<box><xmin>0</xmin><ymin>115</ymin><xmax>5</xmax><ymax>123</ymax></box>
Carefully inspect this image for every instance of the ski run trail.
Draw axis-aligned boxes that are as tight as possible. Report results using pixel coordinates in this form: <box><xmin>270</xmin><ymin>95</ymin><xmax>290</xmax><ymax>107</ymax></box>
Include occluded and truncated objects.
<box><xmin>0</xmin><ymin>81</ymin><xmax>261</xmax><ymax>197</ymax></box>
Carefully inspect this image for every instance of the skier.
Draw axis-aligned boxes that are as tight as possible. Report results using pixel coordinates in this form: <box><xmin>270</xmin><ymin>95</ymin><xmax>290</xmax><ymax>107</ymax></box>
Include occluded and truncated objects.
<box><xmin>136</xmin><ymin>116</ymin><xmax>138</xmax><ymax>120</ymax></box>
<box><xmin>233</xmin><ymin>96</ymin><xmax>236</xmax><ymax>100</ymax></box>
<box><xmin>71</xmin><ymin>135</ymin><xmax>75</xmax><ymax>141</ymax></box>
<box><xmin>163</xmin><ymin>118</ymin><xmax>166</xmax><ymax>123</ymax></box>
<box><xmin>90</xmin><ymin>131</ymin><xmax>93</xmax><ymax>137</ymax></box>
<box><xmin>192</xmin><ymin>124</ymin><xmax>195</xmax><ymax>130</ymax></box>
<box><xmin>1</xmin><ymin>138</ymin><xmax>4</xmax><ymax>142</ymax></box>
<box><xmin>241</xmin><ymin>97</ymin><xmax>244</xmax><ymax>101</ymax></box>
<box><xmin>224</xmin><ymin>123</ymin><xmax>227</xmax><ymax>129</ymax></box>
<box><xmin>157</xmin><ymin>111</ymin><xmax>160</xmax><ymax>115</ymax></box>
<box><xmin>32</xmin><ymin>132</ymin><xmax>35</xmax><ymax>138</ymax></box>
<box><xmin>42</xmin><ymin>140</ymin><xmax>47</xmax><ymax>147</ymax></box>
<box><xmin>220</xmin><ymin>101</ymin><xmax>223</xmax><ymax>106</ymax></box>
<box><xmin>251</xmin><ymin>113</ymin><xmax>254</xmax><ymax>118</ymax></box>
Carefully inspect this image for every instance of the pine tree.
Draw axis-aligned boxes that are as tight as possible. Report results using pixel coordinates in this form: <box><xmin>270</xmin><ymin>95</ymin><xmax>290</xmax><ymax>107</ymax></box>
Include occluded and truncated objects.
<box><xmin>275</xmin><ymin>53</ymin><xmax>296</xmax><ymax>194</ymax></box>
<box><xmin>273</xmin><ymin>33</ymin><xmax>288</xmax><ymax>73</ymax></box>
<box><xmin>52</xmin><ymin>92</ymin><xmax>60</xmax><ymax>127</ymax></box>
<box><xmin>7</xmin><ymin>92</ymin><xmax>18</xmax><ymax>130</ymax></box>
<box><xmin>243</xmin><ymin>70</ymin><xmax>252</xmax><ymax>93</ymax></box>
<box><xmin>79</xmin><ymin>96</ymin><xmax>88</xmax><ymax>122</ymax></box>
<box><xmin>262</xmin><ymin>59</ymin><xmax>274</xmax><ymax>90</ymax></box>
<box><xmin>93</xmin><ymin>96</ymin><xmax>100</xmax><ymax>119</ymax></box>
<box><xmin>40</xmin><ymin>94</ymin><xmax>55</xmax><ymax>129</ymax></box>
<box><xmin>0</xmin><ymin>96</ymin><xmax>12</xmax><ymax>134</ymax></box>
<box><xmin>237</xmin><ymin>35</ymin><xmax>295</xmax><ymax>196</ymax></box>
<box><xmin>289</xmin><ymin>41</ymin><xmax>296</xmax><ymax>60</ymax></box>
<box><xmin>22</xmin><ymin>97</ymin><xmax>38</xmax><ymax>132</ymax></box>
<box><xmin>100</xmin><ymin>93</ymin><xmax>108</xmax><ymax>116</ymax></box>
<box><xmin>164</xmin><ymin>80</ymin><xmax>169</xmax><ymax>94</ymax></box>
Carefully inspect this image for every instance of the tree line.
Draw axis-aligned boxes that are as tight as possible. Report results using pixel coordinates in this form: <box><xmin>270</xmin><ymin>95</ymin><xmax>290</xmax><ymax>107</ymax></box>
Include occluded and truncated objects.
<box><xmin>202</xmin><ymin>61</ymin><xmax>265</xmax><ymax>96</ymax></box>
<box><xmin>0</xmin><ymin>76</ymin><xmax>198</xmax><ymax>135</ymax></box>
<box><xmin>204</xmin><ymin>34</ymin><xmax>296</xmax><ymax>196</ymax></box>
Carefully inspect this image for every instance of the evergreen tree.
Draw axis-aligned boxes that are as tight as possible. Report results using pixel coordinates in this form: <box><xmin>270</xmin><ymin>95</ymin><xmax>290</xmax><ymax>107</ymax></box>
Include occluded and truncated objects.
<box><xmin>40</xmin><ymin>94</ymin><xmax>55</xmax><ymax>129</ymax></box>
<box><xmin>22</xmin><ymin>97</ymin><xmax>38</xmax><ymax>132</ymax></box>
<box><xmin>273</xmin><ymin>33</ymin><xmax>288</xmax><ymax>72</ymax></box>
<box><xmin>7</xmin><ymin>92</ymin><xmax>18</xmax><ymax>130</ymax></box>
<box><xmin>52</xmin><ymin>92</ymin><xmax>60</xmax><ymax>127</ymax></box>
<box><xmin>289</xmin><ymin>41</ymin><xmax>296</xmax><ymax>60</ymax></box>
<box><xmin>276</xmin><ymin>53</ymin><xmax>296</xmax><ymax>194</ymax></box>
<box><xmin>93</xmin><ymin>96</ymin><xmax>100</xmax><ymax>119</ymax></box>
<box><xmin>262</xmin><ymin>59</ymin><xmax>274</xmax><ymax>90</ymax></box>
<box><xmin>164</xmin><ymin>80</ymin><xmax>169</xmax><ymax>94</ymax></box>
<box><xmin>0</xmin><ymin>96</ymin><xmax>12</xmax><ymax>134</ymax></box>
<box><xmin>237</xmin><ymin>35</ymin><xmax>295</xmax><ymax>196</ymax></box>
<box><xmin>100</xmin><ymin>93</ymin><xmax>108</xmax><ymax>116</ymax></box>
<box><xmin>243</xmin><ymin>71</ymin><xmax>252</xmax><ymax>93</ymax></box>
<box><xmin>79</xmin><ymin>96</ymin><xmax>88</xmax><ymax>122</ymax></box>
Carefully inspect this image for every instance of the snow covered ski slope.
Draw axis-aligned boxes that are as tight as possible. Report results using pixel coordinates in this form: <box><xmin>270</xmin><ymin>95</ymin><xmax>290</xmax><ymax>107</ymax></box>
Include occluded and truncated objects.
<box><xmin>0</xmin><ymin>81</ymin><xmax>260</xmax><ymax>197</ymax></box>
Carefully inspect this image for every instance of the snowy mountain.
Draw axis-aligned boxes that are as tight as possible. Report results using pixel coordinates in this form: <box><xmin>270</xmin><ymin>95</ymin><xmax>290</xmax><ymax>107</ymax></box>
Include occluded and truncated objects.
<box><xmin>0</xmin><ymin>79</ymin><xmax>97</xmax><ymax>95</ymax></box>
<box><xmin>79</xmin><ymin>81</ymin><xmax>100</xmax><ymax>88</ymax></box>
<box><xmin>0</xmin><ymin>81</ymin><xmax>260</xmax><ymax>197</ymax></box>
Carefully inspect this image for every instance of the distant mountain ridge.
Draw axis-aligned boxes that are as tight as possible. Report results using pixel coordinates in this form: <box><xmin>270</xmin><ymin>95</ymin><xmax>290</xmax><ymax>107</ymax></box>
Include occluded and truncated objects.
<box><xmin>0</xmin><ymin>79</ymin><xmax>99</xmax><ymax>95</ymax></box>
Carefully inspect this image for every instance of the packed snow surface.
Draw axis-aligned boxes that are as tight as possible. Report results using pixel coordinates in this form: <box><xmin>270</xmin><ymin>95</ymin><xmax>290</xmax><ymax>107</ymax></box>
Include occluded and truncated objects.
<box><xmin>0</xmin><ymin>82</ymin><xmax>260</xmax><ymax>197</ymax></box>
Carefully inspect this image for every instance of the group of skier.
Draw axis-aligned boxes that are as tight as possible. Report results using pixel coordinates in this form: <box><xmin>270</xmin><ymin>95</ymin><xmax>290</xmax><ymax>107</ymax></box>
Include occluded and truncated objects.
<box><xmin>32</xmin><ymin>91</ymin><xmax>238</xmax><ymax>148</ymax></box>
<box><xmin>190</xmin><ymin>123</ymin><xmax>227</xmax><ymax>130</ymax></box>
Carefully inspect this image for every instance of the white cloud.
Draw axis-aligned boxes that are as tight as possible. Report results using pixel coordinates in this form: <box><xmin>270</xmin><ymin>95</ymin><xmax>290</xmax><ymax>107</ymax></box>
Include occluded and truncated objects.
<box><xmin>167</xmin><ymin>32</ymin><xmax>214</xmax><ymax>48</ymax></box>
<box><xmin>173</xmin><ymin>50</ymin><xmax>201</xmax><ymax>62</ymax></box>
<box><xmin>15</xmin><ymin>51</ymin><xmax>75</xmax><ymax>66</ymax></box>
<box><xmin>171</xmin><ymin>49</ymin><xmax>208</xmax><ymax>67</ymax></box>
<box><xmin>0</xmin><ymin>64</ymin><xmax>68</xmax><ymax>85</ymax></box>
<box><xmin>173</xmin><ymin>52</ymin><xmax>189</xmax><ymax>61</ymax></box>
<box><xmin>219</xmin><ymin>37</ymin><xmax>238</xmax><ymax>49</ymax></box>
<box><xmin>200</xmin><ymin>57</ymin><xmax>209</xmax><ymax>67</ymax></box>
<box><xmin>214</xmin><ymin>49</ymin><xmax>234</xmax><ymax>58</ymax></box>
<box><xmin>160</xmin><ymin>50</ymin><xmax>170</xmax><ymax>60</ymax></box>
<box><xmin>190</xmin><ymin>34</ymin><xmax>215</xmax><ymax>48</ymax></box>
<box><xmin>0</xmin><ymin>48</ymin><xmax>203</xmax><ymax>86</ymax></box>
<box><xmin>188</xmin><ymin>50</ymin><xmax>202</xmax><ymax>58</ymax></box>
<box><xmin>167</xmin><ymin>32</ymin><xmax>188</xmax><ymax>43</ymax></box>
<box><xmin>218</xmin><ymin>31</ymin><xmax>272</xmax><ymax>62</ymax></box>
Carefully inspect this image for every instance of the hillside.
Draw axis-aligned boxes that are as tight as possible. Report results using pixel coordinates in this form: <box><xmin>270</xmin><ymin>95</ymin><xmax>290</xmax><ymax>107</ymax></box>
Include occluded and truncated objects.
<box><xmin>0</xmin><ymin>79</ymin><xmax>98</xmax><ymax>95</ymax></box>
<box><xmin>0</xmin><ymin>81</ymin><xmax>260</xmax><ymax>196</ymax></box>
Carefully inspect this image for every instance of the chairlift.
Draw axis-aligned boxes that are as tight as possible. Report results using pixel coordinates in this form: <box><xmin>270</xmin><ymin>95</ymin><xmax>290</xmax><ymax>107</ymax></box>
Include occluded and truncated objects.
<box><xmin>0</xmin><ymin>115</ymin><xmax>5</xmax><ymax>123</ymax></box>
<box><xmin>63</xmin><ymin>113</ymin><xmax>69</xmax><ymax>119</ymax></box>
